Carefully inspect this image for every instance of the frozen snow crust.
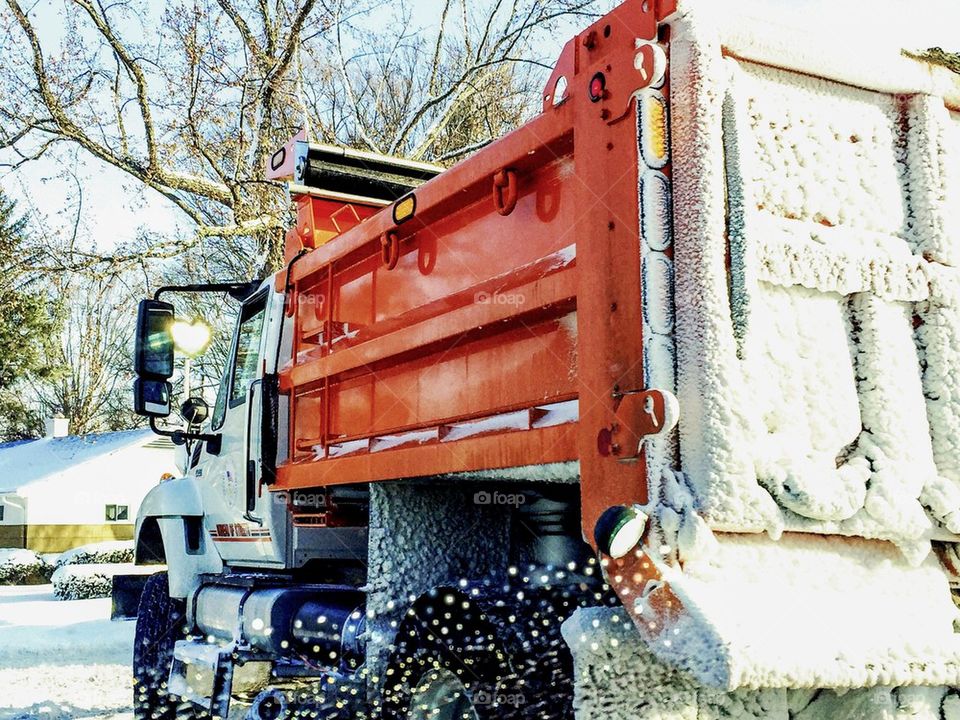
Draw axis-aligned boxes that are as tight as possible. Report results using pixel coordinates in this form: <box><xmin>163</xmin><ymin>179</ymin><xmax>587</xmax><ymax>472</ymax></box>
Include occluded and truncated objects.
<box><xmin>666</xmin><ymin>4</ymin><xmax>960</xmax><ymax>559</ymax></box>
<box><xmin>563</xmin><ymin>606</ymin><xmax>960</xmax><ymax>720</ymax></box>
<box><xmin>674</xmin><ymin>0</ymin><xmax>960</xmax><ymax>109</ymax></box>
<box><xmin>590</xmin><ymin>1</ymin><xmax>960</xmax><ymax>704</ymax></box>
<box><xmin>634</xmin><ymin>533</ymin><xmax>960</xmax><ymax>690</ymax></box>
<box><xmin>364</xmin><ymin>482</ymin><xmax>511</xmax><ymax>709</ymax></box>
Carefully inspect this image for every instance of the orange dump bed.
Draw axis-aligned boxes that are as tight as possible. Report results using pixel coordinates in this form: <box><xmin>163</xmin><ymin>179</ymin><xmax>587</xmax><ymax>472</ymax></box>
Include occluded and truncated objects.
<box><xmin>273</xmin><ymin>0</ymin><xmax>679</xmax><ymax>543</ymax></box>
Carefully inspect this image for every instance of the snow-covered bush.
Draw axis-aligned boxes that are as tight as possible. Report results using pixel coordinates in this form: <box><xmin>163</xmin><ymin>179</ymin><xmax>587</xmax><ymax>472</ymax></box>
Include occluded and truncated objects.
<box><xmin>51</xmin><ymin>541</ymin><xmax>137</xmax><ymax>600</ymax></box>
<box><xmin>0</xmin><ymin>548</ymin><xmax>52</xmax><ymax>585</ymax></box>
<box><xmin>51</xmin><ymin>563</ymin><xmax>132</xmax><ymax>600</ymax></box>
<box><xmin>55</xmin><ymin>540</ymin><xmax>134</xmax><ymax>568</ymax></box>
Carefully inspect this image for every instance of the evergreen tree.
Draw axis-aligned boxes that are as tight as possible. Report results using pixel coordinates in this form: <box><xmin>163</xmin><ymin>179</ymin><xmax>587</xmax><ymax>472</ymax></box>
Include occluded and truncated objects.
<box><xmin>0</xmin><ymin>192</ymin><xmax>56</xmax><ymax>439</ymax></box>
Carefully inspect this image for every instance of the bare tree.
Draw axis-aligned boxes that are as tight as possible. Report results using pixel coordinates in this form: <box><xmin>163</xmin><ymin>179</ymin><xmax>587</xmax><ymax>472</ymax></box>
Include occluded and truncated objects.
<box><xmin>1</xmin><ymin>0</ymin><xmax>333</xmax><ymax>274</ymax></box>
<box><xmin>26</xmin><ymin>271</ymin><xmax>144</xmax><ymax>434</ymax></box>
<box><xmin>1</xmin><ymin>0</ymin><xmax>609</xmax><ymax>276</ymax></box>
<box><xmin>320</xmin><ymin>0</ymin><xmax>602</xmax><ymax>162</ymax></box>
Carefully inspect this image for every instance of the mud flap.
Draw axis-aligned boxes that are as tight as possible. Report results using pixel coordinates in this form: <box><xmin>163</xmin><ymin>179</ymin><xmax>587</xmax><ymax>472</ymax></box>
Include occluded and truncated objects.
<box><xmin>111</xmin><ymin>572</ymin><xmax>159</xmax><ymax>620</ymax></box>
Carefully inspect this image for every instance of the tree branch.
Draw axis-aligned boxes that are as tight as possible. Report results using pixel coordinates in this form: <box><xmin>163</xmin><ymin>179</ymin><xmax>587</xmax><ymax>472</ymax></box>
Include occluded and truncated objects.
<box><xmin>72</xmin><ymin>0</ymin><xmax>158</xmax><ymax>171</ymax></box>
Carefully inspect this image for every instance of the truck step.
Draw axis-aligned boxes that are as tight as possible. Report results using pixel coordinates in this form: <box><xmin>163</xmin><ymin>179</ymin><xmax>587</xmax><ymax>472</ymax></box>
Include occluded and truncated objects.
<box><xmin>168</xmin><ymin>640</ymin><xmax>237</xmax><ymax>718</ymax></box>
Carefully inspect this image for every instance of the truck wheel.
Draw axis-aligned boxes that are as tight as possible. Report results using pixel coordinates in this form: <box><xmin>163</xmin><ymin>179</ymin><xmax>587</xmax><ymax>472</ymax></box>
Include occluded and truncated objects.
<box><xmin>133</xmin><ymin>572</ymin><xmax>199</xmax><ymax>720</ymax></box>
<box><xmin>383</xmin><ymin>589</ymin><xmax>502</xmax><ymax>720</ymax></box>
<box><xmin>383</xmin><ymin>583</ymin><xmax>583</xmax><ymax>720</ymax></box>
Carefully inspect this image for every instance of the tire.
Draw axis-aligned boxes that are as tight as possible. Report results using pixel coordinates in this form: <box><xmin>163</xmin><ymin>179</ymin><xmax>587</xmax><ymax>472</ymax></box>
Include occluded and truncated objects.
<box><xmin>478</xmin><ymin>583</ymin><xmax>583</xmax><ymax>720</ymax></box>
<box><xmin>382</xmin><ymin>587</ymin><xmax>503</xmax><ymax>720</ymax></box>
<box><xmin>133</xmin><ymin>572</ymin><xmax>199</xmax><ymax>720</ymax></box>
<box><xmin>383</xmin><ymin>580</ymin><xmax>597</xmax><ymax>720</ymax></box>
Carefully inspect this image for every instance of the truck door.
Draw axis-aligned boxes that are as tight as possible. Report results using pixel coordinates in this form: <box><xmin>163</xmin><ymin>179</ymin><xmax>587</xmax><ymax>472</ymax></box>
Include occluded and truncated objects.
<box><xmin>200</xmin><ymin>289</ymin><xmax>283</xmax><ymax>563</ymax></box>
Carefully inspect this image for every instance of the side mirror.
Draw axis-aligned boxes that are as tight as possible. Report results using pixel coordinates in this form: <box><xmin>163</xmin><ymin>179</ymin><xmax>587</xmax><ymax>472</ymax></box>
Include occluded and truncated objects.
<box><xmin>135</xmin><ymin>299</ymin><xmax>175</xmax><ymax>380</ymax></box>
<box><xmin>180</xmin><ymin>397</ymin><xmax>210</xmax><ymax>426</ymax></box>
<box><xmin>133</xmin><ymin>291</ymin><xmax>222</xmax><ymax>448</ymax></box>
<box><xmin>133</xmin><ymin>378</ymin><xmax>172</xmax><ymax>418</ymax></box>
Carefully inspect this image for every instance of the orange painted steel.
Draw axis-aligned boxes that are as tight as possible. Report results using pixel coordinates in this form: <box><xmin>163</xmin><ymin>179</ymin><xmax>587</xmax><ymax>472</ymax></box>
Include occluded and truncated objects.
<box><xmin>273</xmin><ymin>0</ymin><xmax>670</xmax><ymax>547</ymax></box>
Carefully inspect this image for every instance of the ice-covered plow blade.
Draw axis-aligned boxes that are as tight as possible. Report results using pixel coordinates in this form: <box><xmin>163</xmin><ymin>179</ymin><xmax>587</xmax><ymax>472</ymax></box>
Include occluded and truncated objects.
<box><xmin>602</xmin><ymin>533</ymin><xmax>960</xmax><ymax>690</ymax></box>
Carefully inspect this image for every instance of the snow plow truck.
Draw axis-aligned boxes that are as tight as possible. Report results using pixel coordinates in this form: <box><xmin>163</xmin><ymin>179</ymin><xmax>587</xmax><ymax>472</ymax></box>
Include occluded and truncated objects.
<box><xmin>127</xmin><ymin>0</ymin><xmax>960</xmax><ymax>718</ymax></box>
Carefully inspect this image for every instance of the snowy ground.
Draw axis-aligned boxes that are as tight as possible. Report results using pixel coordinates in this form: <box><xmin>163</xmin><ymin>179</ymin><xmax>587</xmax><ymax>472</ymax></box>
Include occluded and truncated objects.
<box><xmin>0</xmin><ymin>584</ymin><xmax>134</xmax><ymax>720</ymax></box>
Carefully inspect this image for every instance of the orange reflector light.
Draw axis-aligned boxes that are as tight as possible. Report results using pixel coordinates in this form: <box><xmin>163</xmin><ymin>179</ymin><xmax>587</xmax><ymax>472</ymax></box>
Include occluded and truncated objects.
<box><xmin>393</xmin><ymin>194</ymin><xmax>416</xmax><ymax>224</ymax></box>
<box><xmin>640</xmin><ymin>91</ymin><xmax>670</xmax><ymax>169</ymax></box>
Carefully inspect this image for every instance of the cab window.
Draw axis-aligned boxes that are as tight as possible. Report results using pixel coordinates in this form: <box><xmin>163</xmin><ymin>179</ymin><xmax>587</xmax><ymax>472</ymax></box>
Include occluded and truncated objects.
<box><xmin>229</xmin><ymin>297</ymin><xmax>267</xmax><ymax>408</ymax></box>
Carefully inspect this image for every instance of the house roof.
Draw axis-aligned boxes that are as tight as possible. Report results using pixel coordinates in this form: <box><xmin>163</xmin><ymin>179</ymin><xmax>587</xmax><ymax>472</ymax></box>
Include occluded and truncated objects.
<box><xmin>0</xmin><ymin>429</ymin><xmax>170</xmax><ymax>492</ymax></box>
<box><xmin>0</xmin><ymin>439</ymin><xmax>34</xmax><ymax>451</ymax></box>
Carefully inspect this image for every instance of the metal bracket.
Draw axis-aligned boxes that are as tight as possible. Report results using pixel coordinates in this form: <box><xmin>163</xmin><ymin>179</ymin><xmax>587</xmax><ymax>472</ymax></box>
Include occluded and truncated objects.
<box><xmin>381</xmin><ymin>231</ymin><xmax>401</xmax><ymax>270</ymax></box>
<box><xmin>149</xmin><ymin>417</ymin><xmax>220</xmax><ymax>448</ymax></box>
<box><xmin>541</xmin><ymin>0</ymin><xmax>661</xmax><ymax>121</ymax></box>
<box><xmin>597</xmin><ymin>388</ymin><xmax>679</xmax><ymax>460</ymax></box>
<box><xmin>168</xmin><ymin>641</ymin><xmax>235</xmax><ymax>719</ymax></box>
<box><xmin>492</xmin><ymin>169</ymin><xmax>519</xmax><ymax>216</ymax></box>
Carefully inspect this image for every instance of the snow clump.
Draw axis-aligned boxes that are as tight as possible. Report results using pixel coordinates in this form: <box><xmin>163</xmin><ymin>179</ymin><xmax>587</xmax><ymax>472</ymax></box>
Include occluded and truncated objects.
<box><xmin>0</xmin><ymin>548</ymin><xmax>52</xmax><ymax>585</ymax></box>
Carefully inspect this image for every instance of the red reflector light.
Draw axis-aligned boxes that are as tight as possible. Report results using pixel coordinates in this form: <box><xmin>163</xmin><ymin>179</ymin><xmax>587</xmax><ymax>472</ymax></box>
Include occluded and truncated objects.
<box><xmin>589</xmin><ymin>72</ymin><xmax>606</xmax><ymax>102</ymax></box>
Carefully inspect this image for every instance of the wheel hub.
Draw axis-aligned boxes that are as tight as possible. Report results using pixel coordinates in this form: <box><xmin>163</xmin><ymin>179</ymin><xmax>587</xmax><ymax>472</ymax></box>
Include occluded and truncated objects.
<box><xmin>408</xmin><ymin>667</ymin><xmax>479</xmax><ymax>720</ymax></box>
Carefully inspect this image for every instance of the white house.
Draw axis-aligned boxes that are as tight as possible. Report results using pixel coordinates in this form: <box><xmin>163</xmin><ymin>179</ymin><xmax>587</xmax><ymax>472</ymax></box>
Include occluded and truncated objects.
<box><xmin>0</xmin><ymin>423</ymin><xmax>177</xmax><ymax>552</ymax></box>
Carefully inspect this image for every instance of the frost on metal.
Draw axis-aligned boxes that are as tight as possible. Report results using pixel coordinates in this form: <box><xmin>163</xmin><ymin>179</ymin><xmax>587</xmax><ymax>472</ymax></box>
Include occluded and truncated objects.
<box><xmin>564</xmin><ymin>606</ymin><xmax>960</xmax><ymax>720</ymax></box>
<box><xmin>364</xmin><ymin>482</ymin><xmax>510</xmax><ymax>702</ymax></box>
<box><xmin>636</xmin><ymin>534</ymin><xmax>960</xmax><ymax>690</ymax></box>
<box><xmin>669</xmin><ymin>8</ymin><xmax>960</xmax><ymax>561</ymax></box>
<box><xmin>675</xmin><ymin>0</ymin><xmax>960</xmax><ymax>107</ymax></box>
<box><xmin>562</xmin><ymin>606</ymin><xmax>788</xmax><ymax>720</ymax></box>
<box><xmin>584</xmin><ymin>5</ymin><xmax>960</xmax><ymax>710</ymax></box>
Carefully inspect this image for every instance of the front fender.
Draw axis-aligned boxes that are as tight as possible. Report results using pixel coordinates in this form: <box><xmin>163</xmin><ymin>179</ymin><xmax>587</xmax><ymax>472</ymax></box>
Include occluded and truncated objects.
<box><xmin>136</xmin><ymin>475</ymin><xmax>205</xmax><ymax>522</ymax></box>
<box><xmin>135</xmin><ymin>476</ymin><xmax>222</xmax><ymax>599</ymax></box>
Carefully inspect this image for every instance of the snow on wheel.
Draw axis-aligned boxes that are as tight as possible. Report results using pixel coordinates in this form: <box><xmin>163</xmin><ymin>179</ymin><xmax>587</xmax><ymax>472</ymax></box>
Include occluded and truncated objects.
<box><xmin>383</xmin><ymin>581</ymin><xmax>592</xmax><ymax>720</ymax></box>
<box><xmin>133</xmin><ymin>572</ymin><xmax>200</xmax><ymax>720</ymax></box>
<box><xmin>408</xmin><ymin>667</ymin><xmax>479</xmax><ymax>720</ymax></box>
<box><xmin>382</xmin><ymin>589</ymin><xmax>504</xmax><ymax>720</ymax></box>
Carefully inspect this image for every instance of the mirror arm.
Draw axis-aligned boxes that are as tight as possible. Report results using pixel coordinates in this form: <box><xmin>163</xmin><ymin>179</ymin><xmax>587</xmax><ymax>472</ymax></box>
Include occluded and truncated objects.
<box><xmin>154</xmin><ymin>281</ymin><xmax>261</xmax><ymax>302</ymax></box>
<box><xmin>149</xmin><ymin>417</ymin><xmax>221</xmax><ymax>450</ymax></box>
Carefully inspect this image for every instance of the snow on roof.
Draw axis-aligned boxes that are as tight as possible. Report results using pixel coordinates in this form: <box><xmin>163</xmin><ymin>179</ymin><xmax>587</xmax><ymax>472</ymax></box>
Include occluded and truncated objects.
<box><xmin>0</xmin><ymin>439</ymin><xmax>34</xmax><ymax>451</ymax></box>
<box><xmin>0</xmin><ymin>429</ymin><xmax>160</xmax><ymax>493</ymax></box>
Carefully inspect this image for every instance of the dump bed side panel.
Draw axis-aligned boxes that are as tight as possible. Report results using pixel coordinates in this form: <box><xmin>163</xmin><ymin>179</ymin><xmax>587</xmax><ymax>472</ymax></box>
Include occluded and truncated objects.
<box><xmin>274</xmin><ymin>2</ymin><xmax>668</xmax><ymax>518</ymax></box>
